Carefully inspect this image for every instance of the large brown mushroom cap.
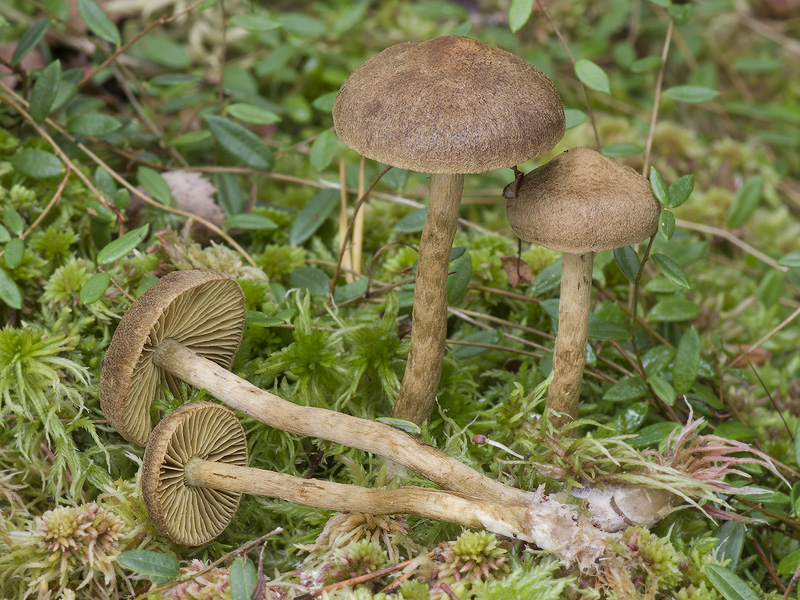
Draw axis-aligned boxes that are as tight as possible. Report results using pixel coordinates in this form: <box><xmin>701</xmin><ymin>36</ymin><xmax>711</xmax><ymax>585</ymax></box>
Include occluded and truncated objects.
<box><xmin>142</xmin><ymin>401</ymin><xmax>248</xmax><ymax>545</ymax></box>
<box><xmin>333</xmin><ymin>35</ymin><xmax>565</xmax><ymax>174</ymax></box>
<box><xmin>99</xmin><ymin>269</ymin><xmax>246</xmax><ymax>446</ymax></box>
<box><xmin>506</xmin><ymin>147</ymin><xmax>662</xmax><ymax>254</ymax></box>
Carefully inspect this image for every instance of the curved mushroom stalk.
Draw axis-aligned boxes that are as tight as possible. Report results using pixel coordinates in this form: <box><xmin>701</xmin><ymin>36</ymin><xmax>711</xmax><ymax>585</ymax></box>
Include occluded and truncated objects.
<box><xmin>144</xmin><ymin>402</ymin><xmax>612</xmax><ymax>571</ymax></box>
<box><xmin>100</xmin><ymin>269</ymin><xmax>530</xmax><ymax>508</ymax></box>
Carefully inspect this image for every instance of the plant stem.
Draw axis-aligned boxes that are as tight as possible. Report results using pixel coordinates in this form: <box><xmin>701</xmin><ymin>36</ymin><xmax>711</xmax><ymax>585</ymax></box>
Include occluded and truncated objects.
<box><xmin>642</xmin><ymin>18</ymin><xmax>673</xmax><ymax>176</ymax></box>
<box><xmin>392</xmin><ymin>173</ymin><xmax>464</xmax><ymax>425</ymax></box>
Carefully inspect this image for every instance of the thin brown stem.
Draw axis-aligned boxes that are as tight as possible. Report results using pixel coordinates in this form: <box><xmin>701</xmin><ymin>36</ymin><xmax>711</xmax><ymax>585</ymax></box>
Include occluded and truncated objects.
<box><xmin>21</xmin><ymin>168</ymin><xmax>72</xmax><ymax>238</ymax></box>
<box><xmin>642</xmin><ymin>18</ymin><xmax>673</xmax><ymax>176</ymax></box>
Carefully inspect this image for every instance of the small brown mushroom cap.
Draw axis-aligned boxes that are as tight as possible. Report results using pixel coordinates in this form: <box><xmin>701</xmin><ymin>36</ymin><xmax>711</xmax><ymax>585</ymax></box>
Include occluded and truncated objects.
<box><xmin>506</xmin><ymin>147</ymin><xmax>662</xmax><ymax>254</ymax></box>
<box><xmin>99</xmin><ymin>269</ymin><xmax>246</xmax><ymax>446</ymax></box>
<box><xmin>142</xmin><ymin>401</ymin><xmax>248</xmax><ymax>545</ymax></box>
<box><xmin>333</xmin><ymin>35</ymin><xmax>565</xmax><ymax>174</ymax></box>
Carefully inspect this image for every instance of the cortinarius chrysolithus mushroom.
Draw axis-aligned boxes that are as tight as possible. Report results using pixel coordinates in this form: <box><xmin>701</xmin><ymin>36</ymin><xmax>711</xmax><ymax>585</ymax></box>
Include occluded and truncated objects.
<box><xmin>99</xmin><ymin>269</ymin><xmax>529</xmax><ymax>506</ymax></box>
<box><xmin>333</xmin><ymin>35</ymin><xmax>565</xmax><ymax>425</ymax></box>
<box><xmin>506</xmin><ymin>148</ymin><xmax>662</xmax><ymax>427</ymax></box>
<box><xmin>142</xmin><ymin>401</ymin><xmax>612</xmax><ymax>572</ymax></box>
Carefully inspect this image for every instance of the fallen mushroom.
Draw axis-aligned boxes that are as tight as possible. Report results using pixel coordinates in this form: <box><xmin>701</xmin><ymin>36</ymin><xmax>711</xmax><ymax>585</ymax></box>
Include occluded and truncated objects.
<box><xmin>99</xmin><ymin>268</ymin><xmax>530</xmax><ymax>507</ymax></box>
<box><xmin>333</xmin><ymin>35</ymin><xmax>565</xmax><ymax>425</ymax></box>
<box><xmin>143</xmin><ymin>400</ymin><xmax>612</xmax><ymax>572</ymax></box>
<box><xmin>505</xmin><ymin>148</ymin><xmax>662</xmax><ymax>427</ymax></box>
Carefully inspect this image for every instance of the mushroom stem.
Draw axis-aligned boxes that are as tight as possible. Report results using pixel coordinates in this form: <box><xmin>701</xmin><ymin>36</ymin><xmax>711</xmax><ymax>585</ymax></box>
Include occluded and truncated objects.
<box><xmin>151</xmin><ymin>337</ymin><xmax>530</xmax><ymax>507</ymax></box>
<box><xmin>393</xmin><ymin>172</ymin><xmax>465</xmax><ymax>425</ymax></box>
<box><xmin>547</xmin><ymin>251</ymin><xmax>594</xmax><ymax>428</ymax></box>
<box><xmin>184</xmin><ymin>458</ymin><xmax>530</xmax><ymax>538</ymax></box>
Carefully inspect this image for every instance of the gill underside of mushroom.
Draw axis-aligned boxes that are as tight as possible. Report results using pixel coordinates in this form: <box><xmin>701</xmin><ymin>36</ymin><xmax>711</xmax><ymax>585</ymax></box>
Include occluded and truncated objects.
<box><xmin>392</xmin><ymin>172</ymin><xmax>465</xmax><ymax>426</ymax></box>
<box><xmin>184</xmin><ymin>457</ymin><xmax>612</xmax><ymax>571</ymax></box>
<box><xmin>151</xmin><ymin>336</ymin><xmax>530</xmax><ymax>507</ymax></box>
<box><xmin>547</xmin><ymin>251</ymin><xmax>594</xmax><ymax>428</ymax></box>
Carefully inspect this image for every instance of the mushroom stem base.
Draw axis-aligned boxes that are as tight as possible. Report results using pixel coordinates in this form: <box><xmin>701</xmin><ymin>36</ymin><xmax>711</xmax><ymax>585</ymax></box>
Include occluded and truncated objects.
<box><xmin>152</xmin><ymin>337</ymin><xmax>530</xmax><ymax>507</ymax></box>
<box><xmin>547</xmin><ymin>251</ymin><xmax>594</xmax><ymax>429</ymax></box>
<box><xmin>393</xmin><ymin>172</ymin><xmax>465</xmax><ymax>425</ymax></box>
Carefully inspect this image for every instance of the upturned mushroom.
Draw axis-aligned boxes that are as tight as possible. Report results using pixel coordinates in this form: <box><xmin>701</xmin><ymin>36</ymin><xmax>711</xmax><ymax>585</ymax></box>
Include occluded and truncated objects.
<box><xmin>99</xmin><ymin>268</ymin><xmax>529</xmax><ymax>506</ymax></box>
<box><xmin>333</xmin><ymin>35</ymin><xmax>565</xmax><ymax>425</ymax></box>
<box><xmin>505</xmin><ymin>148</ymin><xmax>662</xmax><ymax>427</ymax></box>
<box><xmin>142</xmin><ymin>400</ymin><xmax>611</xmax><ymax>572</ymax></box>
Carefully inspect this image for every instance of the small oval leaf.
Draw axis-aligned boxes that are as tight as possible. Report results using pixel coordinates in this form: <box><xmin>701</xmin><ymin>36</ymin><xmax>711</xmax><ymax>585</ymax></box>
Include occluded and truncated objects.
<box><xmin>309</xmin><ymin>129</ymin><xmax>338</xmax><ymax>171</ymax></box>
<box><xmin>204</xmin><ymin>115</ymin><xmax>273</xmax><ymax>170</ymax></box>
<box><xmin>668</xmin><ymin>174</ymin><xmax>694</xmax><ymax>208</ymax></box>
<box><xmin>118</xmin><ymin>550</ymin><xmax>180</xmax><ymax>585</ymax></box>
<box><xmin>663</xmin><ymin>85</ymin><xmax>719</xmax><ymax>103</ymax></box>
<box><xmin>11</xmin><ymin>149</ymin><xmax>64</xmax><ymax>179</ymax></box>
<box><xmin>0</xmin><ymin>269</ymin><xmax>22</xmax><ymax>309</ymax></box>
<box><xmin>564</xmin><ymin>109</ymin><xmax>587</xmax><ymax>130</ymax></box>
<box><xmin>727</xmin><ymin>176</ymin><xmax>763</xmax><ymax>229</ymax></box>
<box><xmin>227</xmin><ymin>103</ymin><xmax>281</xmax><ymax>125</ymax></box>
<box><xmin>289</xmin><ymin>189</ymin><xmax>338</xmax><ymax>245</ymax></box>
<box><xmin>648</xmin><ymin>296</ymin><xmax>700</xmax><ymax>322</ymax></box>
<box><xmin>97</xmin><ymin>224</ymin><xmax>150</xmax><ymax>264</ymax></box>
<box><xmin>395</xmin><ymin>208</ymin><xmax>428</xmax><ymax>233</ymax></box>
<box><xmin>651</xmin><ymin>253</ymin><xmax>689</xmax><ymax>288</ymax></box>
<box><xmin>137</xmin><ymin>166</ymin><xmax>173</xmax><ymax>205</ymax></box>
<box><xmin>78</xmin><ymin>0</ymin><xmax>121</xmax><ymax>46</ymax></box>
<box><xmin>30</xmin><ymin>60</ymin><xmax>61</xmax><ymax>123</ymax></box>
<box><xmin>4</xmin><ymin>207</ymin><xmax>24</xmax><ymax>236</ymax></box>
<box><xmin>80</xmin><ymin>272</ymin><xmax>111</xmax><ymax>304</ymax></box>
<box><xmin>508</xmin><ymin>0</ymin><xmax>534</xmax><ymax>32</ymax></box>
<box><xmin>67</xmin><ymin>112</ymin><xmax>122</xmax><ymax>137</ymax></box>
<box><xmin>705</xmin><ymin>565</ymin><xmax>760</xmax><ymax>600</ymax></box>
<box><xmin>12</xmin><ymin>19</ymin><xmax>50</xmax><ymax>65</ymax></box>
<box><xmin>649</xmin><ymin>167</ymin><xmax>669</xmax><ymax>205</ymax></box>
<box><xmin>446</xmin><ymin>252</ymin><xmax>472</xmax><ymax>305</ymax></box>
<box><xmin>658</xmin><ymin>209</ymin><xmax>676</xmax><ymax>240</ymax></box>
<box><xmin>224</xmin><ymin>213</ymin><xmax>278</xmax><ymax>230</ymax></box>
<box><xmin>613</xmin><ymin>246</ymin><xmax>640</xmax><ymax>283</ymax></box>
<box><xmin>4</xmin><ymin>238</ymin><xmax>24</xmax><ymax>269</ymax></box>
<box><xmin>672</xmin><ymin>326</ymin><xmax>700</xmax><ymax>394</ymax></box>
<box><xmin>574</xmin><ymin>59</ymin><xmax>611</xmax><ymax>94</ymax></box>
<box><xmin>288</xmin><ymin>267</ymin><xmax>330</xmax><ymax>296</ymax></box>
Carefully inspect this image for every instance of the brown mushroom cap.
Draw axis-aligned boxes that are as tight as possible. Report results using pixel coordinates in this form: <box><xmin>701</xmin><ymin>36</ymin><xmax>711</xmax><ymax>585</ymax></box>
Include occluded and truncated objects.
<box><xmin>506</xmin><ymin>147</ymin><xmax>662</xmax><ymax>254</ymax></box>
<box><xmin>142</xmin><ymin>401</ymin><xmax>248</xmax><ymax>545</ymax></box>
<box><xmin>99</xmin><ymin>269</ymin><xmax>246</xmax><ymax>446</ymax></box>
<box><xmin>333</xmin><ymin>35</ymin><xmax>565</xmax><ymax>174</ymax></box>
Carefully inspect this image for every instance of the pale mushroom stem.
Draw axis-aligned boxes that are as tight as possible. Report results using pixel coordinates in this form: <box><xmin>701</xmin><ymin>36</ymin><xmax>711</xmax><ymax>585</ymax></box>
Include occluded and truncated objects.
<box><xmin>392</xmin><ymin>173</ymin><xmax>465</xmax><ymax>425</ymax></box>
<box><xmin>185</xmin><ymin>458</ymin><xmax>529</xmax><ymax>538</ymax></box>
<box><xmin>547</xmin><ymin>251</ymin><xmax>594</xmax><ymax>428</ymax></box>
<box><xmin>152</xmin><ymin>337</ymin><xmax>529</xmax><ymax>507</ymax></box>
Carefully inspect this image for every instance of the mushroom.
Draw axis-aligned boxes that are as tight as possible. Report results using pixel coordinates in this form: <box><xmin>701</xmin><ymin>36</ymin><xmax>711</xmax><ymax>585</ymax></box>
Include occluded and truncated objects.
<box><xmin>143</xmin><ymin>400</ymin><xmax>611</xmax><ymax>572</ymax></box>
<box><xmin>505</xmin><ymin>148</ymin><xmax>662</xmax><ymax>427</ymax></box>
<box><xmin>333</xmin><ymin>35</ymin><xmax>565</xmax><ymax>425</ymax></box>
<box><xmin>99</xmin><ymin>268</ymin><xmax>530</xmax><ymax>507</ymax></box>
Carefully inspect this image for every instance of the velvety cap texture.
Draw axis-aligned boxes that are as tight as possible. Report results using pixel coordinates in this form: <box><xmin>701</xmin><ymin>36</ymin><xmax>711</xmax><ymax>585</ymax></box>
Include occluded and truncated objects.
<box><xmin>506</xmin><ymin>147</ymin><xmax>662</xmax><ymax>253</ymax></box>
<box><xmin>99</xmin><ymin>269</ymin><xmax>245</xmax><ymax>446</ymax></box>
<box><xmin>333</xmin><ymin>35</ymin><xmax>565</xmax><ymax>174</ymax></box>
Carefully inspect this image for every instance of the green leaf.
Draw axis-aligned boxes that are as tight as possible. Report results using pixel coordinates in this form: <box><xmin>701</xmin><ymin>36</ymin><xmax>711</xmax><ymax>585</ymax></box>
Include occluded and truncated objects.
<box><xmin>137</xmin><ymin>166</ymin><xmax>173</xmax><ymax>205</ymax></box>
<box><xmin>613</xmin><ymin>246</ymin><xmax>640</xmax><ymax>283</ymax></box>
<box><xmin>230</xmin><ymin>13</ymin><xmax>282</xmax><ymax>32</ymax></box>
<box><xmin>97</xmin><ymin>224</ymin><xmax>149</xmax><ymax>264</ymax></box>
<box><xmin>603</xmin><ymin>377</ymin><xmax>649</xmax><ymax>402</ymax></box>
<box><xmin>395</xmin><ymin>208</ymin><xmax>428</xmax><ymax>233</ymax></box>
<box><xmin>587</xmin><ymin>318</ymin><xmax>629</xmax><ymax>340</ymax></box>
<box><xmin>78</xmin><ymin>0</ymin><xmax>121</xmax><ymax>45</ymax></box>
<box><xmin>508</xmin><ymin>0</ymin><xmax>534</xmax><ymax>32</ymax></box>
<box><xmin>67</xmin><ymin>112</ymin><xmax>122</xmax><ymax>137</ymax></box>
<box><xmin>649</xmin><ymin>167</ymin><xmax>669</xmax><ymax>205</ymax></box>
<box><xmin>452</xmin><ymin>330</ymin><xmax>500</xmax><ymax>359</ymax></box>
<box><xmin>289</xmin><ymin>189</ymin><xmax>339</xmax><ymax>245</ymax></box>
<box><xmin>4</xmin><ymin>238</ymin><xmax>24</xmax><ymax>269</ymax></box>
<box><xmin>446</xmin><ymin>252</ymin><xmax>472</xmax><ymax>305</ymax></box>
<box><xmin>4</xmin><ymin>207</ymin><xmax>24</xmax><ymax>236</ymax></box>
<box><xmin>668</xmin><ymin>174</ymin><xmax>694</xmax><ymax>208</ymax></box>
<box><xmin>649</xmin><ymin>375</ymin><xmax>676</xmax><ymax>405</ymax></box>
<box><xmin>530</xmin><ymin>259</ymin><xmax>562</xmax><ymax>295</ymax></box>
<box><xmin>705</xmin><ymin>565</ymin><xmax>760</xmax><ymax>600</ymax></box>
<box><xmin>151</xmin><ymin>73</ymin><xmax>202</xmax><ymax>85</ymax></box>
<box><xmin>229</xmin><ymin>558</ymin><xmax>259</xmax><ymax>600</ymax></box>
<box><xmin>648</xmin><ymin>296</ymin><xmax>700</xmax><ymax>322</ymax></box>
<box><xmin>795</xmin><ymin>417</ymin><xmax>800</xmax><ymax>477</ymax></box>
<box><xmin>714</xmin><ymin>522</ymin><xmax>745</xmax><ymax>573</ymax></box>
<box><xmin>170</xmin><ymin>130</ymin><xmax>212</xmax><ymax>147</ymax></box>
<box><xmin>0</xmin><ymin>269</ymin><xmax>22</xmax><ymax>309</ymax></box>
<box><xmin>309</xmin><ymin>130</ymin><xmax>338</xmax><ymax>171</ymax></box>
<box><xmin>564</xmin><ymin>109</ymin><xmax>587</xmax><ymax>130</ymax></box>
<box><xmin>601</xmin><ymin>143</ymin><xmax>641</xmax><ymax>158</ymax></box>
<box><xmin>30</xmin><ymin>60</ymin><xmax>61</xmax><ymax>123</ymax></box>
<box><xmin>113</xmin><ymin>189</ymin><xmax>130</xmax><ymax>209</ymax></box>
<box><xmin>312</xmin><ymin>91</ymin><xmax>338</xmax><ymax>113</ymax></box>
<box><xmin>727</xmin><ymin>177</ymin><xmax>763</xmax><ymax>229</ymax></box>
<box><xmin>227</xmin><ymin>103</ymin><xmax>281</xmax><ymax>125</ymax></box>
<box><xmin>204</xmin><ymin>115</ymin><xmax>273</xmax><ymax>170</ymax></box>
<box><xmin>224</xmin><ymin>213</ymin><xmax>277</xmax><ymax>230</ymax></box>
<box><xmin>715</xmin><ymin>422</ymin><xmax>756</xmax><ymax>441</ymax></box>
<box><xmin>12</xmin><ymin>19</ymin><xmax>50</xmax><ymax>65</ymax></box>
<box><xmin>630</xmin><ymin>422</ymin><xmax>681</xmax><ymax>448</ymax></box>
<box><xmin>574</xmin><ymin>59</ymin><xmax>611</xmax><ymax>94</ymax></box>
<box><xmin>289</xmin><ymin>267</ymin><xmax>330</xmax><ymax>296</ymax></box>
<box><xmin>778</xmin><ymin>250</ymin><xmax>800</xmax><ymax>268</ymax></box>
<box><xmin>630</xmin><ymin>56</ymin><xmax>662</xmax><ymax>73</ymax></box>
<box><xmin>757</xmin><ymin>269</ymin><xmax>784</xmax><ymax>307</ymax></box>
<box><xmin>672</xmin><ymin>326</ymin><xmax>700</xmax><ymax>394</ymax></box>
<box><xmin>214</xmin><ymin>173</ymin><xmax>245</xmax><ymax>216</ymax></box>
<box><xmin>663</xmin><ymin>85</ymin><xmax>719</xmax><ymax>103</ymax></box>
<box><xmin>333</xmin><ymin>1</ymin><xmax>368</xmax><ymax>35</ymax></box>
<box><xmin>333</xmin><ymin>279</ymin><xmax>369</xmax><ymax>303</ymax></box>
<box><xmin>658</xmin><ymin>209</ymin><xmax>676</xmax><ymax>240</ymax></box>
<box><xmin>246</xmin><ymin>310</ymin><xmax>289</xmax><ymax>328</ymax></box>
<box><xmin>0</xmin><ymin>225</ymin><xmax>9</xmax><ymax>243</ymax></box>
<box><xmin>11</xmin><ymin>149</ymin><xmax>64</xmax><ymax>179</ymax></box>
<box><xmin>651</xmin><ymin>253</ymin><xmax>690</xmax><ymax>288</ymax></box>
<box><xmin>118</xmin><ymin>550</ymin><xmax>180</xmax><ymax>585</ymax></box>
<box><xmin>80</xmin><ymin>272</ymin><xmax>110</xmax><ymax>304</ymax></box>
